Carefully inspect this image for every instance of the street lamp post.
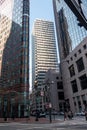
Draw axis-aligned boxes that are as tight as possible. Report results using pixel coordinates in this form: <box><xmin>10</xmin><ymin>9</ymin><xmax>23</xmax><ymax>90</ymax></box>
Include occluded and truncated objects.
<box><xmin>34</xmin><ymin>80</ymin><xmax>39</xmax><ymax>121</ymax></box>
<box><xmin>49</xmin><ymin>103</ymin><xmax>52</xmax><ymax>123</ymax></box>
<box><xmin>44</xmin><ymin>79</ymin><xmax>54</xmax><ymax>123</ymax></box>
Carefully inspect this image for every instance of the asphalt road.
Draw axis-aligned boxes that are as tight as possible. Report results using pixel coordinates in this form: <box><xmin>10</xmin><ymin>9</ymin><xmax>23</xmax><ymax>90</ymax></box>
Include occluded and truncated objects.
<box><xmin>0</xmin><ymin>115</ymin><xmax>87</xmax><ymax>130</ymax></box>
<box><xmin>0</xmin><ymin>121</ymin><xmax>87</xmax><ymax>130</ymax></box>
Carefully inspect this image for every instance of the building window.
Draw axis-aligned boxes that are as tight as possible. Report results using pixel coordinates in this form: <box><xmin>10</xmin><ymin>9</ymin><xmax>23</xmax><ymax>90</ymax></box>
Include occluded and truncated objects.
<box><xmin>85</xmin><ymin>53</ymin><xmax>87</xmax><ymax>58</ymax></box>
<box><xmin>70</xmin><ymin>57</ymin><xmax>73</xmax><ymax>61</ymax></box>
<box><xmin>69</xmin><ymin>64</ymin><xmax>75</xmax><ymax>77</ymax></box>
<box><xmin>56</xmin><ymin>76</ymin><xmax>59</xmax><ymax>79</ymax></box>
<box><xmin>73</xmin><ymin>97</ymin><xmax>76</xmax><ymax>106</ymax></box>
<box><xmin>67</xmin><ymin>60</ymin><xmax>69</xmax><ymax>64</ymax></box>
<box><xmin>57</xmin><ymin>81</ymin><xmax>63</xmax><ymax>89</ymax></box>
<box><xmin>79</xmin><ymin>74</ymin><xmax>87</xmax><ymax>90</ymax></box>
<box><xmin>59</xmin><ymin>103</ymin><xmax>63</xmax><ymax>111</ymax></box>
<box><xmin>71</xmin><ymin>80</ymin><xmax>78</xmax><ymax>93</ymax></box>
<box><xmin>76</xmin><ymin>57</ymin><xmax>84</xmax><ymax>72</ymax></box>
<box><xmin>82</xmin><ymin>95</ymin><xmax>86</xmax><ymax>105</ymax></box>
<box><xmin>58</xmin><ymin>92</ymin><xmax>64</xmax><ymax>100</ymax></box>
<box><xmin>78</xmin><ymin>49</ymin><xmax>81</xmax><ymax>54</ymax></box>
<box><xmin>74</xmin><ymin>53</ymin><xmax>77</xmax><ymax>57</ymax></box>
<box><xmin>83</xmin><ymin>44</ymin><xmax>86</xmax><ymax>49</ymax></box>
<box><xmin>77</xmin><ymin>96</ymin><xmax>81</xmax><ymax>111</ymax></box>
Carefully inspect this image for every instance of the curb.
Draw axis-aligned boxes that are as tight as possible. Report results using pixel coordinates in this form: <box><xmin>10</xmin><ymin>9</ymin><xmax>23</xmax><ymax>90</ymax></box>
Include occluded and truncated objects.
<box><xmin>0</xmin><ymin>117</ymin><xmax>63</xmax><ymax>124</ymax></box>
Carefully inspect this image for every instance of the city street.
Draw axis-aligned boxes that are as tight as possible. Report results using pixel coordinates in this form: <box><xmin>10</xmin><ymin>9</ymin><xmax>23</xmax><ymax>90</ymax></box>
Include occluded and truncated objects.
<box><xmin>0</xmin><ymin>116</ymin><xmax>87</xmax><ymax>130</ymax></box>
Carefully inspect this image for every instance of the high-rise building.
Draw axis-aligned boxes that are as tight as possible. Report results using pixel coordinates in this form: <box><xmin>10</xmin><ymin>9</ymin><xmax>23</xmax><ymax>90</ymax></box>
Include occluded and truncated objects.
<box><xmin>53</xmin><ymin>0</ymin><xmax>87</xmax><ymax>61</ymax></box>
<box><xmin>0</xmin><ymin>0</ymin><xmax>29</xmax><ymax>118</ymax></box>
<box><xmin>32</xmin><ymin>19</ymin><xmax>59</xmax><ymax>89</ymax></box>
<box><xmin>61</xmin><ymin>37</ymin><xmax>87</xmax><ymax>113</ymax></box>
<box><xmin>53</xmin><ymin>0</ymin><xmax>87</xmax><ymax>113</ymax></box>
<box><xmin>31</xmin><ymin>19</ymin><xmax>59</xmax><ymax>111</ymax></box>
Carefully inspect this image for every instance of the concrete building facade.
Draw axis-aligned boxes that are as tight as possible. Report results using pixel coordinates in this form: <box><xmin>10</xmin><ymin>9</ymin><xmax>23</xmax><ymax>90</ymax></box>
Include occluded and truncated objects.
<box><xmin>44</xmin><ymin>69</ymin><xmax>64</xmax><ymax>112</ymax></box>
<box><xmin>61</xmin><ymin>37</ymin><xmax>87</xmax><ymax>113</ymax></box>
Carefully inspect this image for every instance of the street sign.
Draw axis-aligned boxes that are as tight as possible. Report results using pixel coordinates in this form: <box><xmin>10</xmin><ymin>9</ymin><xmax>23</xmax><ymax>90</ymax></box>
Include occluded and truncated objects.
<box><xmin>40</xmin><ymin>91</ymin><xmax>44</xmax><ymax>96</ymax></box>
<box><xmin>49</xmin><ymin>103</ymin><xmax>52</xmax><ymax>108</ymax></box>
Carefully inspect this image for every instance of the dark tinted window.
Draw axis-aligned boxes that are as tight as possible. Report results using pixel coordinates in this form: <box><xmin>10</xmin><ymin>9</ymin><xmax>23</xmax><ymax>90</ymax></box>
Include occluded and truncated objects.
<box><xmin>57</xmin><ymin>81</ymin><xmax>63</xmax><ymax>89</ymax></box>
<box><xmin>76</xmin><ymin>57</ymin><xmax>84</xmax><ymax>72</ymax></box>
<box><xmin>71</xmin><ymin>80</ymin><xmax>78</xmax><ymax>93</ymax></box>
<box><xmin>58</xmin><ymin>92</ymin><xmax>64</xmax><ymax>100</ymax></box>
<box><xmin>79</xmin><ymin>74</ymin><xmax>87</xmax><ymax>90</ymax></box>
<box><xmin>69</xmin><ymin>64</ymin><xmax>75</xmax><ymax>77</ymax></box>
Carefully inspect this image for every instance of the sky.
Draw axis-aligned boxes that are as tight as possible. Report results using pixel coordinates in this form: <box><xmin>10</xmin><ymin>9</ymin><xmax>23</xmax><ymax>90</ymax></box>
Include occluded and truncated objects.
<box><xmin>30</xmin><ymin>0</ymin><xmax>54</xmax><ymax>33</ymax></box>
<box><xmin>29</xmin><ymin>0</ymin><xmax>56</xmax><ymax>90</ymax></box>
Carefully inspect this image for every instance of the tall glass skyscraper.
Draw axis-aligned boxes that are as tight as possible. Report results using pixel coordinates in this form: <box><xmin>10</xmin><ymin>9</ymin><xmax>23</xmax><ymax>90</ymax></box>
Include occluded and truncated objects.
<box><xmin>0</xmin><ymin>0</ymin><xmax>29</xmax><ymax>118</ymax></box>
<box><xmin>32</xmin><ymin>19</ymin><xmax>59</xmax><ymax>89</ymax></box>
<box><xmin>53</xmin><ymin>0</ymin><xmax>87</xmax><ymax>61</ymax></box>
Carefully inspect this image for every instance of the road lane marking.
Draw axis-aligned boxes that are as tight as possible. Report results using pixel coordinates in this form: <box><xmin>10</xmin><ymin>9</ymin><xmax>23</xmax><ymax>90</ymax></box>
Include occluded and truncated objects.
<box><xmin>17</xmin><ymin>126</ymin><xmax>45</xmax><ymax>130</ymax></box>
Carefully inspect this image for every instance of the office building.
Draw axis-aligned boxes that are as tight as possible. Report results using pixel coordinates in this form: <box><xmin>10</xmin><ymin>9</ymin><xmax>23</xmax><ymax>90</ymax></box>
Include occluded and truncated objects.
<box><xmin>61</xmin><ymin>37</ymin><xmax>87</xmax><ymax>113</ymax></box>
<box><xmin>44</xmin><ymin>69</ymin><xmax>64</xmax><ymax>112</ymax></box>
<box><xmin>32</xmin><ymin>19</ymin><xmax>58</xmax><ymax>89</ymax></box>
<box><xmin>0</xmin><ymin>0</ymin><xmax>29</xmax><ymax>117</ymax></box>
<box><xmin>64</xmin><ymin>0</ymin><xmax>87</xmax><ymax>30</ymax></box>
<box><xmin>53</xmin><ymin>0</ymin><xmax>87</xmax><ymax>61</ymax></box>
<box><xmin>31</xmin><ymin>19</ymin><xmax>58</xmax><ymax>111</ymax></box>
<box><xmin>53</xmin><ymin>0</ymin><xmax>87</xmax><ymax>113</ymax></box>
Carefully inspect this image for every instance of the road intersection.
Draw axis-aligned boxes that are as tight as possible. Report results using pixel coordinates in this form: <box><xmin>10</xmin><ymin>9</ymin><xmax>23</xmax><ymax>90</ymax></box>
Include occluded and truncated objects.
<box><xmin>0</xmin><ymin>116</ymin><xmax>87</xmax><ymax>130</ymax></box>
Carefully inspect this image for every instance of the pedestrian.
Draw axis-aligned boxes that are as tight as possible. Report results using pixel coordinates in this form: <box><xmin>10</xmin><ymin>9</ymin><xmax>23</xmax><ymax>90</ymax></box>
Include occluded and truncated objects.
<box><xmin>68</xmin><ymin>110</ymin><xmax>73</xmax><ymax>119</ymax></box>
<box><xmin>85</xmin><ymin>104</ymin><xmax>87</xmax><ymax>121</ymax></box>
<box><xmin>85</xmin><ymin>111</ymin><xmax>87</xmax><ymax>121</ymax></box>
<box><xmin>4</xmin><ymin>111</ymin><xmax>7</xmax><ymax>121</ymax></box>
<box><xmin>35</xmin><ymin>109</ymin><xmax>39</xmax><ymax>121</ymax></box>
<box><xmin>64</xmin><ymin>109</ymin><xmax>68</xmax><ymax>121</ymax></box>
<box><xmin>64</xmin><ymin>112</ymin><xmax>66</xmax><ymax>121</ymax></box>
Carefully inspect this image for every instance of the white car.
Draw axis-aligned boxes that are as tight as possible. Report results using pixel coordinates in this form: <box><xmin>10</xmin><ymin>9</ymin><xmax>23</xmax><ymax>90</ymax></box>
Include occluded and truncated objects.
<box><xmin>39</xmin><ymin>112</ymin><xmax>46</xmax><ymax>118</ymax></box>
<box><xmin>75</xmin><ymin>111</ymin><xmax>85</xmax><ymax>116</ymax></box>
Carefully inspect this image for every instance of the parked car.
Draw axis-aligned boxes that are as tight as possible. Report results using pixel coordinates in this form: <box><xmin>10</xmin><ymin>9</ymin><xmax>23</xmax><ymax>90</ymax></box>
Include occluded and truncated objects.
<box><xmin>31</xmin><ymin>110</ymin><xmax>46</xmax><ymax>118</ymax></box>
<box><xmin>52</xmin><ymin>111</ymin><xmax>58</xmax><ymax>115</ymax></box>
<box><xmin>39</xmin><ymin>112</ymin><xmax>46</xmax><ymax>118</ymax></box>
<box><xmin>46</xmin><ymin>111</ymin><xmax>49</xmax><ymax>115</ymax></box>
<box><xmin>30</xmin><ymin>111</ymin><xmax>36</xmax><ymax>116</ymax></box>
<box><xmin>30</xmin><ymin>109</ymin><xmax>40</xmax><ymax>116</ymax></box>
<box><xmin>75</xmin><ymin>111</ymin><xmax>85</xmax><ymax>116</ymax></box>
<box><xmin>58</xmin><ymin>112</ymin><xmax>64</xmax><ymax>115</ymax></box>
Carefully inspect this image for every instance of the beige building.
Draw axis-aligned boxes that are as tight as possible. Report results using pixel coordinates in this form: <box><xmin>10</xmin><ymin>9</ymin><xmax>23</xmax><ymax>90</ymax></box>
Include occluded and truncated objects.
<box><xmin>31</xmin><ymin>19</ymin><xmax>59</xmax><ymax>112</ymax></box>
<box><xmin>61</xmin><ymin>37</ymin><xmax>87</xmax><ymax>113</ymax></box>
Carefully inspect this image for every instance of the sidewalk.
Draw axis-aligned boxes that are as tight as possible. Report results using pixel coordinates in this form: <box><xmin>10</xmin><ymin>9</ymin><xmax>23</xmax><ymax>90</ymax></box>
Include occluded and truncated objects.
<box><xmin>0</xmin><ymin>116</ymin><xmax>62</xmax><ymax>124</ymax></box>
